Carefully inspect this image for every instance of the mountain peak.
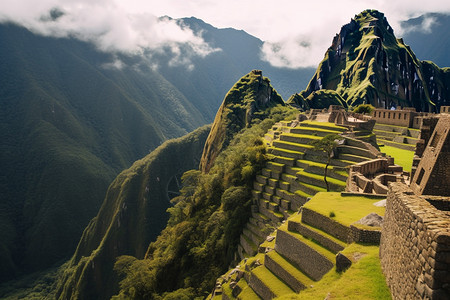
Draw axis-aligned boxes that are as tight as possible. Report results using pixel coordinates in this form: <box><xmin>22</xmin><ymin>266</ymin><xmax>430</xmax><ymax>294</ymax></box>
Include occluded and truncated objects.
<box><xmin>299</xmin><ymin>9</ymin><xmax>449</xmax><ymax>112</ymax></box>
<box><xmin>199</xmin><ymin>70</ymin><xmax>284</xmax><ymax>172</ymax></box>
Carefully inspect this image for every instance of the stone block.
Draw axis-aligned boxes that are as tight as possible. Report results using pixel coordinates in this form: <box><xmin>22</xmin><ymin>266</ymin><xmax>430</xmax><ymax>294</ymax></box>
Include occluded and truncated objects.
<box><xmin>336</xmin><ymin>252</ymin><xmax>352</xmax><ymax>273</ymax></box>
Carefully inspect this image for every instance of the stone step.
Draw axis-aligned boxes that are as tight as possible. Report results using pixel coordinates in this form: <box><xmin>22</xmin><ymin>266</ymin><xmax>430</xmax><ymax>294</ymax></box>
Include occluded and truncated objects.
<box><xmin>338</xmin><ymin>153</ymin><xmax>369</xmax><ymax>163</ymax></box>
<box><xmin>262</xmin><ymin>192</ymin><xmax>272</xmax><ymax>202</ymax></box>
<box><xmin>259</xmin><ymin>204</ymin><xmax>285</xmax><ymax>224</ymax></box>
<box><xmin>303</xmin><ymin>153</ymin><xmax>355</xmax><ymax>167</ymax></box>
<box><xmin>296</xmin><ymin>170</ymin><xmax>346</xmax><ymax>191</ymax></box>
<box><xmin>264</xmin><ymin>250</ymin><xmax>314</xmax><ymax>293</ymax></box>
<box><xmin>235</xmin><ymin>278</ymin><xmax>260</xmax><ymax>300</ymax></box>
<box><xmin>285</xmin><ymin>165</ymin><xmax>303</xmax><ymax>176</ymax></box>
<box><xmin>279</xmin><ymin>133</ymin><xmax>321</xmax><ymax>145</ymax></box>
<box><xmin>247</xmin><ymin>220</ymin><xmax>271</xmax><ymax>239</ymax></box>
<box><xmin>273</xmin><ymin>140</ymin><xmax>313</xmax><ymax>154</ymax></box>
<box><xmin>337</xmin><ymin>145</ymin><xmax>377</xmax><ymax>159</ymax></box>
<box><xmin>298</xmin><ymin>121</ymin><xmax>347</xmax><ymax>132</ymax></box>
<box><xmin>249</xmin><ymin>265</ymin><xmax>294</xmax><ymax>300</ymax></box>
<box><xmin>269</xmin><ymin>147</ymin><xmax>305</xmax><ymax>160</ymax></box>
<box><xmin>274</xmin><ymin>156</ymin><xmax>296</xmax><ymax>167</ymax></box>
<box><xmin>378</xmin><ymin>139</ymin><xmax>416</xmax><ymax>150</ymax></box>
<box><xmin>295</xmin><ymin>182</ymin><xmax>322</xmax><ymax>197</ymax></box>
<box><xmin>256</xmin><ymin>174</ymin><xmax>269</xmax><ymax>185</ymax></box>
<box><xmin>252</xmin><ymin>190</ymin><xmax>262</xmax><ymax>200</ymax></box>
<box><xmin>288</xmin><ymin>126</ymin><xmax>343</xmax><ymax>137</ymax></box>
<box><xmin>262</xmin><ymin>168</ymin><xmax>271</xmax><ymax>177</ymax></box>
<box><xmin>301</xmin><ymin>207</ymin><xmax>352</xmax><ymax>243</ymax></box>
<box><xmin>275</xmin><ymin>188</ymin><xmax>306</xmax><ymax>212</ymax></box>
<box><xmin>392</xmin><ymin>135</ymin><xmax>419</xmax><ymax>145</ymax></box>
<box><xmin>267</xmin><ymin>178</ymin><xmax>279</xmax><ymax>188</ymax></box>
<box><xmin>243</xmin><ymin>227</ymin><xmax>265</xmax><ymax>247</ymax></box>
<box><xmin>264</xmin><ymin>185</ymin><xmax>275</xmax><ymax>195</ymax></box>
<box><xmin>295</xmin><ymin>161</ymin><xmax>348</xmax><ymax>182</ymax></box>
<box><xmin>266</xmin><ymin>161</ymin><xmax>285</xmax><ymax>173</ymax></box>
<box><xmin>254</xmin><ymin>182</ymin><xmax>264</xmax><ymax>192</ymax></box>
<box><xmin>373</xmin><ymin>129</ymin><xmax>401</xmax><ymax>139</ymax></box>
<box><xmin>253</xmin><ymin>212</ymin><xmax>270</xmax><ymax>223</ymax></box>
<box><xmin>275</xmin><ymin>226</ymin><xmax>334</xmax><ymax>281</ymax></box>
<box><xmin>287</xmin><ymin>214</ymin><xmax>346</xmax><ymax>254</ymax></box>
<box><xmin>240</xmin><ymin>233</ymin><xmax>258</xmax><ymax>257</ymax></box>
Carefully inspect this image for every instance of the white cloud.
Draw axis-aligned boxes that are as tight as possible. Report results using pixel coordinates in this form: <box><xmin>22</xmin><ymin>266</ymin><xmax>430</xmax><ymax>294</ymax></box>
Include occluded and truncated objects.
<box><xmin>0</xmin><ymin>0</ymin><xmax>218</xmax><ymax>69</ymax></box>
<box><xmin>1</xmin><ymin>0</ymin><xmax>449</xmax><ymax>69</ymax></box>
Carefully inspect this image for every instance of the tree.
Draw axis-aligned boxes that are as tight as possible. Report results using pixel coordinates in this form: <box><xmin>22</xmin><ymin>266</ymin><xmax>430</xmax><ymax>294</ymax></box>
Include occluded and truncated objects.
<box><xmin>309</xmin><ymin>134</ymin><xmax>341</xmax><ymax>192</ymax></box>
<box><xmin>353</xmin><ymin>104</ymin><xmax>375</xmax><ymax>115</ymax></box>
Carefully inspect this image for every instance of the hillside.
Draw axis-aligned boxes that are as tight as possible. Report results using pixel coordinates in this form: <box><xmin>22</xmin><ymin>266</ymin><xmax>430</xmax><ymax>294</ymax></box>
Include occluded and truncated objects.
<box><xmin>0</xmin><ymin>18</ymin><xmax>313</xmax><ymax>282</ymax></box>
<box><xmin>54</xmin><ymin>71</ymin><xmax>297</xmax><ymax>299</ymax></box>
<box><xmin>291</xmin><ymin>10</ymin><xmax>450</xmax><ymax>112</ymax></box>
<box><xmin>0</xmin><ymin>23</ymin><xmax>209</xmax><ymax>282</ymax></box>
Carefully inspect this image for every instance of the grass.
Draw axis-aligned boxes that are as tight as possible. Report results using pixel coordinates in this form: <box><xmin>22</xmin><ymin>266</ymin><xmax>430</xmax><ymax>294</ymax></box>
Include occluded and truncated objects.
<box><xmin>303</xmin><ymin>192</ymin><xmax>385</xmax><ymax>227</ymax></box>
<box><xmin>276</xmin><ymin>243</ymin><xmax>391</xmax><ymax>300</ymax></box>
<box><xmin>379</xmin><ymin>145</ymin><xmax>414</xmax><ymax>172</ymax></box>
<box><xmin>252</xmin><ymin>266</ymin><xmax>294</xmax><ymax>296</ymax></box>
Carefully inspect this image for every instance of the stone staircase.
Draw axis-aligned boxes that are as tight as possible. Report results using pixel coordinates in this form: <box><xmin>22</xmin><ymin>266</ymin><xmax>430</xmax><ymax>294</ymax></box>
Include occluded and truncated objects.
<box><xmin>210</xmin><ymin>119</ymin><xmax>384</xmax><ymax>300</ymax></box>
<box><xmin>231</xmin><ymin>211</ymin><xmax>348</xmax><ymax>300</ymax></box>
<box><xmin>236</xmin><ymin>120</ymin><xmax>377</xmax><ymax>261</ymax></box>
<box><xmin>373</xmin><ymin>123</ymin><xmax>420</xmax><ymax>150</ymax></box>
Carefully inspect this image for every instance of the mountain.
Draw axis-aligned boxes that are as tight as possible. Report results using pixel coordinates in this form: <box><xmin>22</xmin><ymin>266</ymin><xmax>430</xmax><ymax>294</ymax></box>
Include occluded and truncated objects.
<box><xmin>55</xmin><ymin>125</ymin><xmax>210</xmax><ymax>300</ymax></box>
<box><xmin>0</xmin><ymin>18</ymin><xmax>312</xmax><ymax>283</ymax></box>
<box><xmin>0</xmin><ymin>23</ymin><xmax>209</xmax><ymax>282</ymax></box>
<box><xmin>290</xmin><ymin>10</ymin><xmax>450</xmax><ymax>112</ymax></box>
<box><xmin>200</xmin><ymin>70</ymin><xmax>284</xmax><ymax>173</ymax></box>
<box><xmin>55</xmin><ymin>71</ymin><xmax>294</xmax><ymax>299</ymax></box>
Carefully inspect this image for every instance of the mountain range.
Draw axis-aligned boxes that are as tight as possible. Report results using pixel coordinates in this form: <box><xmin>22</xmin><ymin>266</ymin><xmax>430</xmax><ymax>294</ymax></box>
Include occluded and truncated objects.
<box><xmin>0</xmin><ymin>8</ymin><xmax>449</xmax><ymax>299</ymax></box>
<box><xmin>0</xmin><ymin>18</ymin><xmax>312</xmax><ymax>283</ymax></box>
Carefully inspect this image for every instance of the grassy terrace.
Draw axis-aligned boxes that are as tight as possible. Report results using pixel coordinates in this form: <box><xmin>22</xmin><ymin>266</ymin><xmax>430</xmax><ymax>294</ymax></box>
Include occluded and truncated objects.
<box><xmin>277</xmin><ymin>243</ymin><xmax>391</xmax><ymax>300</ymax></box>
<box><xmin>379</xmin><ymin>145</ymin><xmax>414</xmax><ymax>172</ymax></box>
<box><xmin>303</xmin><ymin>192</ymin><xmax>385</xmax><ymax>227</ymax></box>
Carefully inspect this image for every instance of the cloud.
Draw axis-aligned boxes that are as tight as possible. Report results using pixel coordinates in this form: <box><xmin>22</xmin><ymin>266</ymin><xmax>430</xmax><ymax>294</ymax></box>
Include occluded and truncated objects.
<box><xmin>0</xmin><ymin>0</ymin><xmax>218</xmax><ymax>69</ymax></box>
<box><xmin>1</xmin><ymin>0</ymin><xmax>449</xmax><ymax>70</ymax></box>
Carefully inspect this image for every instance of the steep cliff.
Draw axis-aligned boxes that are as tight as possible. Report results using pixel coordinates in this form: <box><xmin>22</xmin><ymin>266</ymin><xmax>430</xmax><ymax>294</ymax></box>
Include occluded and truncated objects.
<box><xmin>200</xmin><ymin>70</ymin><xmax>284</xmax><ymax>172</ymax></box>
<box><xmin>295</xmin><ymin>9</ymin><xmax>450</xmax><ymax>112</ymax></box>
<box><xmin>55</xmin><ymin>125</ymin><xmax>210</xmax><ymax>300</ymax></box>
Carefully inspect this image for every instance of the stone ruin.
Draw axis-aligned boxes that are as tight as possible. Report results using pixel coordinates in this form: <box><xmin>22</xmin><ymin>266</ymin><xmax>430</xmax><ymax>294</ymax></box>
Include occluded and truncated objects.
<box><xmin>380</xmin><ymin>114</ymin><xmax>450</xmax><ymax>299</ymax></box>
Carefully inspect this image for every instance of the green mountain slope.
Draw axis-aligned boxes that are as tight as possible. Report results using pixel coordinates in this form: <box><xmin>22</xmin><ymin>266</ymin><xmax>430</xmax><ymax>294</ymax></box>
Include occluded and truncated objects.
<box><xmin>0</xmin><ymin>17</ymin><xmax>312</xmax><ymax>282</ymax></box>
<box><xmin>200</xmin><ymin>70</ymin><xmax>284</xmax><ymax>172</ymax></box>
<box><xmin>55</xmin><ymin>125</ymin><xmax>211</xmax><ymax>300</ymax></box>
<box><xmin>0</xmin><ymin>23</ymin><xmax>208</xmax><ymax>281</ymax></box>
<box><xmin>294</xmin><ymin>10</ymin><xmax>450</xmax><ymax>112</ymax></box>
<box><xmin>55</xmin><ymin>72</ymin><xmax>296</xmax><ymax>299</ymax></box>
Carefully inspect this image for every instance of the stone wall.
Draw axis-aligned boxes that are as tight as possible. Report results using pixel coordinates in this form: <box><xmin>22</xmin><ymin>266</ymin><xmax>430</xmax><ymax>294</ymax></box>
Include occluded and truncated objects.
<box><xmin>380</xmin><ymin>183</ymin><xmax>450</xmax><ymax>299</ymax></box>
<box><xmin>410</xmin><ymin>115</ymin><xmax>450</xmax><ymax>196</ymax></box>
<box><xmin>350</xmin><ymin>225</ymin><xmax>381</xmax><ymax>244</ymax></box>
<box><xmin>302</xmin><ymin>207</ymin><xmax>353</xmax><ymax>243</ymax></box>
<box><xmin>372</xmin><ymin>108</ymin><xmax>416</xmax><ymax>127</ymax></box>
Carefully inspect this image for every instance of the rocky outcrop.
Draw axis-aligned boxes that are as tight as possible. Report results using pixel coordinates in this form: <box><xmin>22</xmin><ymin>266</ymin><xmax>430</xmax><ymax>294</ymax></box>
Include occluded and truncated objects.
<box><xmin>200</xmin><ymin>70</ymin><xmax>284</xmax><ymax>172</ymax></box>
<box><xmin>296</xmin><ymin>9</ymin><xmax>450</xmax><ymax>112</ymax></box>
<box><xmin>56</xmin><ymin>125</ymin><xmax>210</xmax><ymax>300</ymax></box>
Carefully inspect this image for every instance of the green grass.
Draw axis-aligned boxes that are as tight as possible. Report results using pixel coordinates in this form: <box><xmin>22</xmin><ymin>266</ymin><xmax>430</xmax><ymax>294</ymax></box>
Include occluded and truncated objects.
<box><xmin>303</xmin><ymin>192</ymin><xmax>385</xmax><ymax>227</ymax></box>
<box><xmin>379</xmin><ymin>145</ymin><xmax>414</xmax><ymax>172</ymax></box>
<box><xmin>276</xmin><ymin>243</ymin><xmax>391</xmax><ymax>300</ymax></box>
<box><xmin>252</xmin><ymin>266</ymin><xmax>294</xmax><ymax>296</ymax></box>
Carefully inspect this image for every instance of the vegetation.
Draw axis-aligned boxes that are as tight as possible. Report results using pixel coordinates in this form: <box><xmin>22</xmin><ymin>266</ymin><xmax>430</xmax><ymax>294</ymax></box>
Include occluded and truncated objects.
<box><xmin>303</xmin><ymin>192</ymin><xmax>386</xmax><ymax>226</ymax></box>
<box><xmin>379</xmin><ymin>145</ymin><xmax>414</xmax><ymax>172</ymax></box>
<box><xmin>111</xmin><ymin>106</ymin><xmax>297</xmax><ymax>299</ymax></box>
<box><xmin>309</xmin><ymin>134</ymin><xmax>342</xmax><ymax>191</ymax></box>
<box><xmin>353</xmin><ymin>104</ymin><xmax>375</xmax><ymax>114</ymax></box>
<box><xmin>277</xmin><ymin>244</ymin><xmax>391</xmax><ymax>300</ymax></box>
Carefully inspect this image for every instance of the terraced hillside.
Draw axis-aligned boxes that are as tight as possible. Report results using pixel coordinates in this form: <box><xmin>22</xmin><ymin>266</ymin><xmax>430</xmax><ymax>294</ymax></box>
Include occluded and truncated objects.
<box><xmin>236</xmin><ymin>120</ymin><xmax>379</xmax><ymax>261</ymax></box>
<box><xmin>211</xmin><ymin>192</ymin><xmax>388</xmax><ymax>300</ymax></box>
<box><xmin>373</xmin><ymin>123</ymin><xmax>420</xmax><ymax>150</ymax></box>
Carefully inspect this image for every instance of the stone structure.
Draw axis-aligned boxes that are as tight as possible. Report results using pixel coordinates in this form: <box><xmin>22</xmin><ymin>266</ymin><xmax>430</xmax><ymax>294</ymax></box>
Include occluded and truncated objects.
<box><xmin>380</xmin><ymin>183</ymin><xmax>450</xmax><ymax>299</ymax></box>
<box><xmin>371</xmin><ymin>107</ymin><xmax>436</xmax><ymax>129</ymax></box>
<box><xmin>440</xmin><ymin>106</ymin><xmax>450</xmax><ymax>114</ymax></box>
<box><xmin>410</xmin><ymin>115</ymin><xmax>450</xmax><ymax>196</ymax></box>
<box><xmin>347</xmin><ymin>157</ymin><xmax>404</xmax><ymax>194</ymax></box>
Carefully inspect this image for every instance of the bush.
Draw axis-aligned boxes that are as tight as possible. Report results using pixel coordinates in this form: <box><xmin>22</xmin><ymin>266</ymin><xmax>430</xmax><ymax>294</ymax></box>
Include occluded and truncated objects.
<box><xmin>353</xmin><ymin>104</ymin><xmax>375</xmax><ymax>114</ymax></box>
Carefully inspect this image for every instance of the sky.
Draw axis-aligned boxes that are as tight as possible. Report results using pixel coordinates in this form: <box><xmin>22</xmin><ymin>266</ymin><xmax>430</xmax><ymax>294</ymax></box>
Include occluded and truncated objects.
<box><xmin>1</xmin><ymin>0</ymin><xmax>449</xmax><ymax>69</ymax></box>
